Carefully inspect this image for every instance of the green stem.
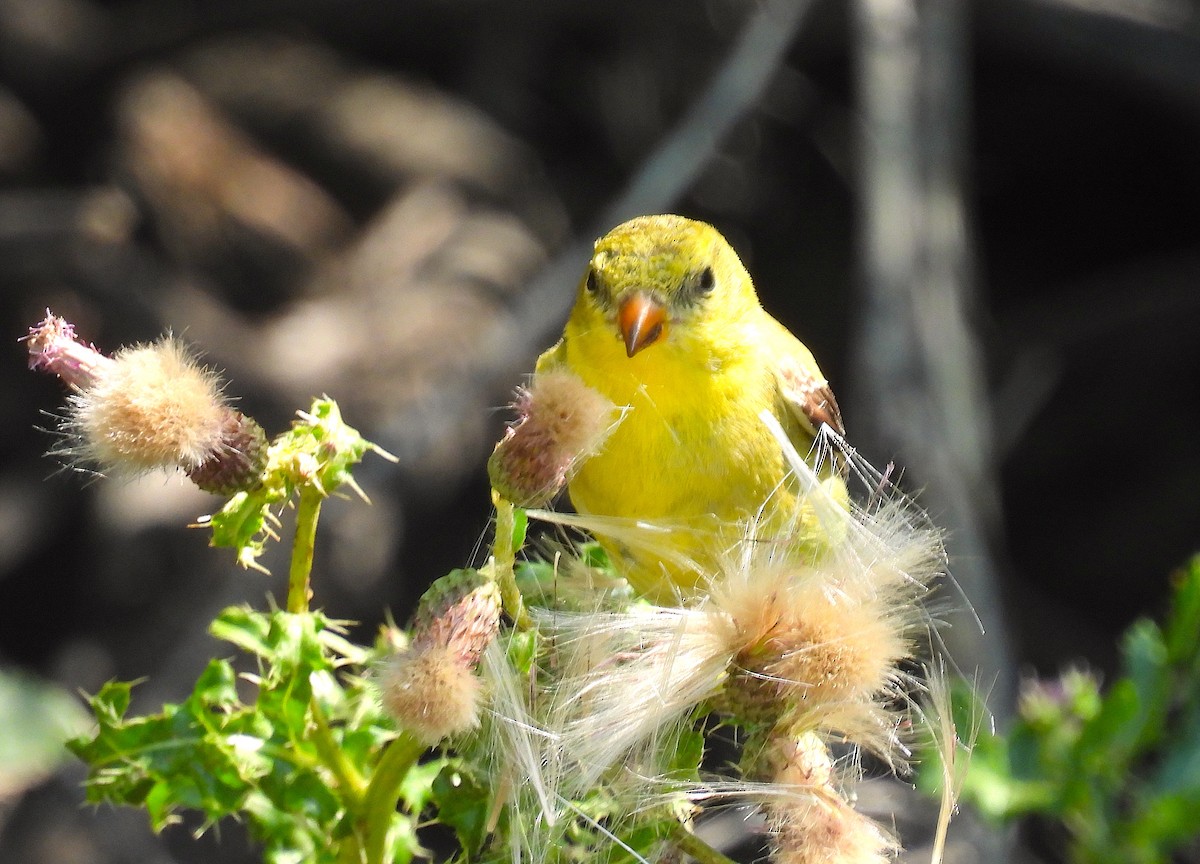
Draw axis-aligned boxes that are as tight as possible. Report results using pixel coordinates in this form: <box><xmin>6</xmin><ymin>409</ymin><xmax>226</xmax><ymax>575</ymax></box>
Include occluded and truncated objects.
<box><xmin>288</xmin><ymin>485</ymin><xmax>324</xmax><ymax>613</ymax></box>
<box><xmin>362</xmin><ymin>731</ymin><xmax>426</xmax><ymax>864</ymax></box>
<box><xmin>492</xmin><ymin>495</ymin><xmax>531</xmax><ymax>630</ymax></box>
<box><xmin>667</xmin><ymin>821</ymin><xmax>740</xmax><ymax>864</ymax></box>
<box><xmin>310</xmin><ymin>696</ymin><xmax>367</xmax><ymax>809</ymax></box>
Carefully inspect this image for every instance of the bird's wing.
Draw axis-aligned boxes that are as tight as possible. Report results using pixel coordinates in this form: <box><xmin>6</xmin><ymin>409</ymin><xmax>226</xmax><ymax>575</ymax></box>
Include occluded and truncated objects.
<box><xmin>534</xmin><ymin>338</ymin><xmax>568</xmax><ymax>374</ymax></box>
<box><xmin>764</xmin><ymin>316</ymin><xmax>845</xmax><ymax>438</ymax></box>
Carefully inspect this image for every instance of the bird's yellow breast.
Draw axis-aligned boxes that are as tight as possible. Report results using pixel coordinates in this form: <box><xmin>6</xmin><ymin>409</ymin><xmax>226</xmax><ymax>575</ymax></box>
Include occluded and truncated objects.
<box><xmin>561</xmin><ymin>313</ymin><xmax>788</xmax><ymax>529</ymax></box>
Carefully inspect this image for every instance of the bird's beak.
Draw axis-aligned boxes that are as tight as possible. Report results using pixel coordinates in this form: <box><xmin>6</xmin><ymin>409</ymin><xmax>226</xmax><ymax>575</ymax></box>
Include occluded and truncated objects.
<box><xmin>617</xmin><ymin>293</ymin><xmax>667</xmax><ymax>358</ymax></box>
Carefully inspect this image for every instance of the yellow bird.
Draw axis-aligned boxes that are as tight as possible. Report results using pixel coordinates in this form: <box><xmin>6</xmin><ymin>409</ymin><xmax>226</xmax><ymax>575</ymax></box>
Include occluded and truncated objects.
<box><xmin>535</xmin><ymin>214</ymin><xmax>846</xmax><ymax>602</ymax></box>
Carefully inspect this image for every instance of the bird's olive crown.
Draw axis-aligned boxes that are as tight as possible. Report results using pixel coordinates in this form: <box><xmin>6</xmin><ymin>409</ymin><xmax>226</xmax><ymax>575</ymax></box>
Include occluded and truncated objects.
<box><xmin>580</xmin><ymin>214</ymin><xmax>743</xmax><ymax>314</ymax></box>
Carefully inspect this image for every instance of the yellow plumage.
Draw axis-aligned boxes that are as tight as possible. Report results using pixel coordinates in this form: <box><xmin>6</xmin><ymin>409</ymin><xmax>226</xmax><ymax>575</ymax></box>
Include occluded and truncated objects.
<box><xmin>536</xmin><ymin>214</ymin><xmax>846</xmax><ymax>601</ymax></box>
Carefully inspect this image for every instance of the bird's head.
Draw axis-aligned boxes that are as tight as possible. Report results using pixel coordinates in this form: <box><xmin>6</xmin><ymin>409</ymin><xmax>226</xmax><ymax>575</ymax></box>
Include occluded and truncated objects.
<box><xmin>572</xmin><ymin>215</ymin><xmax>759</xmax><ymax>358</ymax></box>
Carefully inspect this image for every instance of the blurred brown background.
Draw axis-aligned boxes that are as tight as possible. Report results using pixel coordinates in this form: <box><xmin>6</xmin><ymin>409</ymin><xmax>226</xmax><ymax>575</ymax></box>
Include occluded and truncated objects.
<box><xmin>2</xmin><ymin>0</ymin><xmax>1199</xmax><ymax>861</ymax></box>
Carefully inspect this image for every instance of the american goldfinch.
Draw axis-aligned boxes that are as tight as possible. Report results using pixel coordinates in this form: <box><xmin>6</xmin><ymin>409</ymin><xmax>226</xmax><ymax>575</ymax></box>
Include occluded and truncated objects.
<box><xmin>535</xmin><ymin>214</ymin><xmax>846</xmax><ymax>601</ymax></box>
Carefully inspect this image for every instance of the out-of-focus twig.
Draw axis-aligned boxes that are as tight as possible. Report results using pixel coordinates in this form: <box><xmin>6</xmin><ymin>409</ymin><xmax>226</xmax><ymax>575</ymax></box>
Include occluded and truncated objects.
<box><xmin>482</xmin><ymin>0</ymin><xmax>821</xmax><ymax>386</ymax></box>
<box><xmin>360</xmin><ymin>0</ymin><xmax>821</xmax><ymax>479</ymax></box>
<box><xmin>850</xmin><ymin>0</ymin><xmax>1016</xmax><ymax>707</ymax></box>
<box><xmin>852</xmin><ymin>7</ymin><xmax>1018</xmax><ymax>859</ymax></box>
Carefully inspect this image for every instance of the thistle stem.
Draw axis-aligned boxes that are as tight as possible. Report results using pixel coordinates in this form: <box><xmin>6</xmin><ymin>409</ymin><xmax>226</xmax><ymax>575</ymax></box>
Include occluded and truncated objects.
<box><xmin>310</xmin><ymin>696</ymin><xmax>367</xmax><ymax>808</ymax></box>
<box><xmin>492</xmin><ymin>495</ymin><xmax>531</xmax><ymax>630</ymax></box>
<box><xmin>667</xmin><ymin>821</ymin><xmax>740</xmax><ymax>864</ymax></box>
<box><xmin>363</xmin><ymin>731</ymin><xmax>426</xmax><ymax>864</ymax></box>
<box><xmin>288</xmin><ymin>485</ymin><xmax>324</xmax><ymax>613</ymax></box>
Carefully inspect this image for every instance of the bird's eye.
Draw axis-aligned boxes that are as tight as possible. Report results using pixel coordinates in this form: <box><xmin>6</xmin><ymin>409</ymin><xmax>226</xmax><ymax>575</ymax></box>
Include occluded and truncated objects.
<box><xmin>585</xmin><ymin>269</ymin><xmax>600</xmax><ymax>294</ymax></box>
<box><xmin>696</xmin><ymin>266</ymin><xmax>716</xmax><ymax>295</ymax></box>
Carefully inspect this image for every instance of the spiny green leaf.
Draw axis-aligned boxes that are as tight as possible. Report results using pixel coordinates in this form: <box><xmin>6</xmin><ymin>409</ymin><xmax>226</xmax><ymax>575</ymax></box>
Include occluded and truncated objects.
<box><xmin>211</xmin><ymin>605</ymin><xmax>274</xmax><ymax>657</ymax></box>
<box><xmin>432</xmin><ymin>763</ymin><xmax>493</xmax><ymax>856</ymax></box>
<box><xmin>202</xmin><ymin>398</ymin><xmax>391</xmax><ymax>571</ymax></box>
<box><xmin>88</xmin><ymin>679</ymin><xmax>134</xmax><ymax>724</ymax></box>
<box><xmin>1163</xmin><ymin>556</ymin><xmax>1200</xmax><ymax>665</ymax></box>
<box><xmin>191</xmin><ymin>659</ymin><xmax>240</xmax><ymax>708</ymax></box>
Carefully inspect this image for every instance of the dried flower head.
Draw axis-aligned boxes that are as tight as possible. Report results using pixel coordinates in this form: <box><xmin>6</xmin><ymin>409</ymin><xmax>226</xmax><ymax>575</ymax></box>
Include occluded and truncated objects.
<box><xmin>411</xmin><ymin>568</ymin><xmax>503</xmax><ymax>667</ymax></box>
<box><xmin>69</xmin><ymin>337</ymin><xmax>227</xmax><ymax>473</ymax></box>
<box><xmin>488</xmin><ymin>368</ymin><xmax>619</xmax><ymax>507</ymax></box>
<box><xmin>26</xmin><ymin>311</ymin><xmax>266</xmax><ymax>492</ymax></box>
<box><xmin>380</xmin><ymin>644</ymin><xmax>485</xmax><ymax>745</ymax></box>
<box><xmin>380</xmin><ymin>569</ymin><xmax>501</xmax><ymax>744</ymax></box>
<box><xmin>755</xmin><ymin>732</ymin><xmax>895</xmax><ymax>864</ymax></box>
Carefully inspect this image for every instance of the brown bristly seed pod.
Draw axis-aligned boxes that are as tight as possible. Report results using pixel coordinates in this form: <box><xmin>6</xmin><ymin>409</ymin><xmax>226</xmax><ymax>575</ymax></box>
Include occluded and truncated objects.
<box><xmin>380</xmin><ymin>569</ymin><xmax>501</xmax><ymax>745</ymax></box>
<box><xmin>25</xmin><ymin>311</ymin><xmax>266</xmax><ymax>494</ymax></box>
<box><xmin>488</xmin><ymin>368</ymin><xmax>618</xmax><ymax>507</ymax></box>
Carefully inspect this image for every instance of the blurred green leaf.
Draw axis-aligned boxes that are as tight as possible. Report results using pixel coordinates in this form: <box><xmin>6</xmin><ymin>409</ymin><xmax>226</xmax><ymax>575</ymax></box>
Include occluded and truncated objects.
<box><xmin>433</xmin><ymin>763</ymin><xmax>491</xmax><ymax>855</ymax></box>
<box><xmin>916</xmin><ymin>555</ymin><xmax>1200</xmax><ymax>864</ymax></box>
<box><xmin>204</xmin><ymin>398</ymin><xmax>390</xmax><ymax>571</ymax></box>
<box><xmin>1120</xmin><ymin>620</ymin><xmax>1170</xmax><ymax>749</ymax></box>
<box><xmin>0</xmin><ymin>668</ymin><xmax>91</xmax><ymax>798</ymax></box>
<box><xmin>1162</xmin><ymin>558</ymin><xmax>1200</xmax><ymax>665</ymax></box>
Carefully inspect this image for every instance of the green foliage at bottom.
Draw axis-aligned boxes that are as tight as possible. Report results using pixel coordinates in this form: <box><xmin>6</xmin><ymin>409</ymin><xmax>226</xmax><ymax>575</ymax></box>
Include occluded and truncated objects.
<box><xmin>69</xmin><ymin>607</ymin><xmax>434</xmax><ymax>864</ymax></box>
<box><xmin>920</xmin><ymin>555</ymin><xmax>1200</xmax><ymax>864</ymax></box>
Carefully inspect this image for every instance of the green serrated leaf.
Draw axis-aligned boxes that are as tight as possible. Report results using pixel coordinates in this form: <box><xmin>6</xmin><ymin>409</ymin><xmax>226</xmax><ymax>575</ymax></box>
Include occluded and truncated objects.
<box><xmin>89</xmin><ymin>679</ymin><xmax>134</xmax><ymax>724</ymax></box>
<box><xmin>211</xmin><ymin>605</ymin><xmax>275</xmax><ymax>657</ymax></box>
<box><xmin>205</xmin><ymin>484</ymin><xmax>286</xmax><ymax>569</ymax></box>
<box><xmin>144</xmin><ymin>779</ymin><xmax>178</xmax><ymax>831</ymax></box>
<box><xmin>665</xmin><ymin>721</ymin><xmax>705</xmax><ymax>779</ymax></box>
<box><xmin>399</xmin><ymin>757</ymin><xmax>450</xmax><ymax>816</ymax></box>
<box><xmin>1163</xmin><ymin>556</ymin><xmax>1200</xmax><ymax>664</ymax></box>
<box><xmin>263</xmin><ymin>611</ymin><xmax>333</xmax><ymax>681</ymax></box>
<box><xmin>202</xmin><ymin>398</ymin><xmax>390</xmax><ymax>572</ymax></box>
<box><xmin>192</xmin><ymin>659</ymin><xmax>240</xmax><ymax>708</ymax></box>
<box><xmin>432</xmin><ymin>763</ymin><xmax>492</xmax><ymax>855</ymax></box>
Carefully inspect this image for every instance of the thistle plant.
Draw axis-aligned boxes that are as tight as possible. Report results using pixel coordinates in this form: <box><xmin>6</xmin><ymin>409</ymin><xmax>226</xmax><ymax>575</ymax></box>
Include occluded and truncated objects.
<box><xmin>915</xmin><ymin>556</ymin><xmax>1200</xmax><ymax>864</ymax></box>
<box><xmin>27</xmin><ymin>314</ymin><xmax>958</xmax><ymax>864</ymax></box>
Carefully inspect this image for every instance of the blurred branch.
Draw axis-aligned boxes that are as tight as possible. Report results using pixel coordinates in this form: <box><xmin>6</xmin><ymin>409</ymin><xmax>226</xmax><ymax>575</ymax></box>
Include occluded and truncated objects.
<box><xmin>597</xmin><ymin>0</ymin><xmax>819</xmax><ymax>230</ymax></box>
<box><xmin>850</xmin><ymin>7</ymin><xmax>1024</xmax><ymax>854</ymax></box>
<box><xmin>980</xmin><ymin>0</ymin><xmax>1200</xmax><ymax>111</ymax></box>
<box><xmin>486</xmin><ymin>0</ymin><xmax>818</xmax><ymax>366</ymax></box>
<box><xmin>405</xmin><ymin>0</ymin><xmax>820</xmax><ymax>458</ymax></box>
<box><xmin>850</xmin><ymin>0</ymin><xmax>1016</xmax><ymax>715</ymax></box>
